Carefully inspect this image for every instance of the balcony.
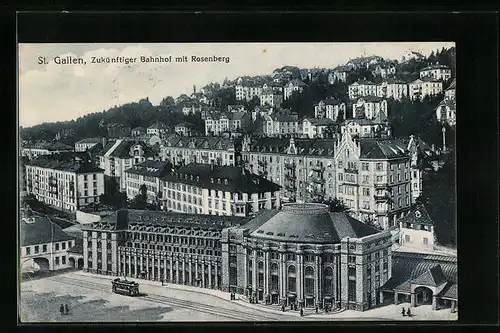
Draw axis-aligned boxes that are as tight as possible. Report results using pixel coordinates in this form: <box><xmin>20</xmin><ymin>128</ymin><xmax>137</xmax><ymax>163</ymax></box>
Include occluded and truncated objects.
<box><xmin>285</xmin><ymin>162</ymin><xmax>296</xmax><ymax>169</ymax></box>
<box><xmin>374</xmin><ymin>183</ymin><xmax>390</xmax><ymax>189</ymax></box>
<box><xmin>311</xmin><ymin>164</ymin><xmax>324</xmax><ymax>172</ymax></box>
<box><xmin>374</xmin><ymin>193</ymin><xmax>390</xmax><ymax>201</ymax></box>
<box><xmin>344</xmin><ymin>168</ymin><xmax>358</xmax><ymax>174</ymax></box>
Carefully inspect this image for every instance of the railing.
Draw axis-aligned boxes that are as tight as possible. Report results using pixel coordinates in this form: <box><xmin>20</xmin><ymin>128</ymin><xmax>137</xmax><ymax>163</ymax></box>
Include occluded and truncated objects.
<box><xmin>373</xmin><ymin>194</ymin><xmax>390</xmax><ymax>201</ymax></box>
<box><xmin>344</xmin><ymin>168</ymin><xmax>358</xmax><ymax>174</ymax></box>
<box><xmin>284</xmin><ymin>162</ymin><xmax>296</xmax><ymax>169</ymax></box>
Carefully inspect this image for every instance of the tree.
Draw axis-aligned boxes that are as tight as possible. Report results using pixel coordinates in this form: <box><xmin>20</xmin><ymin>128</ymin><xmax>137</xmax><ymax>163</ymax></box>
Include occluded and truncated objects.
<box><xmin>315</xmin><ymin>197</ymin><xmax>348</xmax><ymax>212</ymax></box>
<box><xmin>139</xmin><ymin>184</ymin><xmax>147</xmax><ymax>202</ymax></box>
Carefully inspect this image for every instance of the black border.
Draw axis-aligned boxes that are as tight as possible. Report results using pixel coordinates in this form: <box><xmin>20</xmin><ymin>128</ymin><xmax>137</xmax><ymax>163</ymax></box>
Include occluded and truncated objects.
<box><xmin>6</xmin><ymin>10</ymin><xmax>499</xmax><ymax>330</ymax></box>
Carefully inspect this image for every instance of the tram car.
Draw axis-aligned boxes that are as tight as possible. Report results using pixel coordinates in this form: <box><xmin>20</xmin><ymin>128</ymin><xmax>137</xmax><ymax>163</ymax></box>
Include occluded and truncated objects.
<box><xmin>111</xmin><ymin>278</ymin><xmax>140</xmax><ymax>296</ymax></box>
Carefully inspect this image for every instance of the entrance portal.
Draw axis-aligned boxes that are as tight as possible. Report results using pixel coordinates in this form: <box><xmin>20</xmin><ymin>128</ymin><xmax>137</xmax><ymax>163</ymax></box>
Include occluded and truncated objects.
<box><xmin>69</xmin><ymin>257</ymin><xmax>76</xmax><ymax>268</ymax></box>
<box><xmin>77</xmin><ymin>258</ymin><xmax>84</xmax><ymax>269</ymax></box>
<box><xmin>271</xmin><ymin>292</ymin><xmax>279</xmax><ymax>304</ymax></box>
<box><xmin>305</xmin><ymin>296</ymin><xmax>315</xmax><ymax>308</ymax></box>
<box><xmin>287</xmin><ymin>294</ymin><xmax>296</xmax><ymax>307</ymax></box>
<box><xmin>414</xmin><ymin>286</ymin><xmax>433</xmax><ymax>307</ymax></box>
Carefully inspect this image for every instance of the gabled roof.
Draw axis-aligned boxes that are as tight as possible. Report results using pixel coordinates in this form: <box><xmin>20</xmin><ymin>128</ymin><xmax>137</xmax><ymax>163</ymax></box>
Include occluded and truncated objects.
<box><xmin>175</xmin><ymin>122</ymin><xmax>195</xmax><ymax>129</ymax></box>
<box><xmin>304</xmin><ymin>118</ymin><xmax>335</xmax><ymax>126</ymax></box>
<box><xmin>20</xmin><ymin>215</ymin><xmax>74</xmax><ymax>247</ymax></box>
<box><xmin>26</xmin><ymin>158</ymin><xmax>104</xmax><ymax>174</ymax></box>
<box><xmin>359</xmin><ymin>138</ymin><xmax>408</xmax><ymax>159</ymax></box>
<box><xmin>287</xmin><ymin>79</ymin><xmax>307</xmax><ymax>87</ymax></box>
<box><xmin>148</xmin><ymin>122</ymin><xmax>167</xmax><ymax>130</ymax></box>
<box><xmin>411</xmin><ymin>264</ymin><xmax>447</xmax><ymax>287</ymax></box>
<box><xmin>323</xmin><ymin>97</ymin><xmax>344</xmax><ymax>105</ymax></box>
<box><xmin>23</xmin><ymin>141</ymin><xmax>73</xmax><ymax>151</ymax></box>
<box><xmin>437</xmin><ymin>283</ymin><xmax>458</xmax><ymax>300</ymax></box>
<box><xmin>99</xmin><ymin>140</ymin><xmax>155</xmax><ymax>159</ymax></box>
<box><xmin>75</xmin><ymin>138</ymin><xmax>102</xmax><ymax>144</ymax></box>
<box><xmin>399</xmin><ymin>205</ymin><xmax>434</xmax><ymax>226</ymax></box>
<box><xmin>420</xmin><ymin>64</ymin><xmax>451</xmax><ymax>71</ymax></box>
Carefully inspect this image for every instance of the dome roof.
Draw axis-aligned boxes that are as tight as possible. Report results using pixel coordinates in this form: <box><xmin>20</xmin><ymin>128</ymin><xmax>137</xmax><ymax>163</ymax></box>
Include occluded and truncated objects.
<box><xmin>249</xmin><ymin>203</ymin><xmax>380</xmax><ymax>244</ymax></box>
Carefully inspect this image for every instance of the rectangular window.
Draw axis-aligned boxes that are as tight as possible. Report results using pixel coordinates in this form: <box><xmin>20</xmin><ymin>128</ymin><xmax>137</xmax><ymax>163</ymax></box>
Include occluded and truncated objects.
<box><xmin>55</xmin><ymin>243</ymin><xmax>60</xmax><ymax>251</ymax></box>
<box><xmin>34</xmin><ymin>245</ymin><xmax>39</xmax><ymax>254</ymax></box>
<box><xmin>42</xmin><ymin>244</ymin><xmax>47</xmax><ymax>252</ymax></box>
<box><xmin>62</xmin><ymin>242</ymin><xmax>66</xmax><ymax>250</ymax></box>
<box><xmin>62</xmin><ymin>256</ymin><xmax>66</xmax><ymax>265</ymax></box>
<box><xmin>55</xmin><ymin>256</ymin><xmax>60</xmax><ymax>265</ymax></box>
<box><xmin>25</xmin><ymin>247</ymin><xmax>31</xmax><ymax>255</ymax></box>
<box><xmin>423</xmin><ymin>237</ymin><xmax>428</xmax><ymax>245</ymax></box>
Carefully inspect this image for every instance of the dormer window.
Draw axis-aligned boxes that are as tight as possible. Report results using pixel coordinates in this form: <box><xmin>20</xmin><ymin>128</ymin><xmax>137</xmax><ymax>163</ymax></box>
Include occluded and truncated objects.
<box><xmin>224</xmin><ymin>179</ymin><xmax>228</xmax><ymax>185</ymax></box>
<box><xmin>210</xmin><ymin>178</ymin><xmax>214</xmax><ymax>183</ymax></box>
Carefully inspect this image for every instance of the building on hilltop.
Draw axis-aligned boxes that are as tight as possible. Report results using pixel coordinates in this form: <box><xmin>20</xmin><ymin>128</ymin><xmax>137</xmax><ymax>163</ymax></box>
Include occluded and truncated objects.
<box><xmin>205</xmin><ymin>112</ymin><xmax>250</xmax><ymax>137</ymax></box>
<box><xmin>314</xmin><ymin>98</ymin><xmax>347</xmax><ymax>122</ymax></box>
<box><xmin>160</xmin><ymin>163</ymin><xmax>281</xmax><ymax>217</ymax></box>
<box><xmin>21</xmin><ymin>141</ymin><xmax>74</xmax><ymax>159</ymax></box>
<box><xmin>131</xmin><ymin>127</ymin><xmax>147</xmax><ymax>137</ymax></box>
<box><xmin>348</xmin><ymin>79</ymin><xmax>378</xmax><ymax>101</ymax></box>
<box><xmin>75</xmin><ymin>138</ymin><xmax>103</xmax><ymax>152</ymax></box>
<box><xmin>351</xmin><ymin>96</ymin><xmax>388</xmax><ymax>120</ymax></box>
<box><xmin>408</xmin><ymin>77</ymin><xmax>444</xmax><ymax>101</ymax></box>
<box><xmin>262</xmin><ymin>112</ymin><xmax>301</xmax><ymax>137</ymax></box>
<box><xmin>328</xmin><ymin>65</ymin><xmax>352</xmax><ymax>84</ymax></box>
<box><xmin>174</xmin><ymin>122</ymin><xmax>199</xmax><ymax>137</ymax></box>
<box><xmin>283</xmin><ymin>79</ymin><xmax>307</xmax><ymax>100</ymax></box>
<box><xmin>221</xmin><ymin>203</ymin><xmax>393</xmax><ymax>310</ymax></box>
<box><xmin>419</xmin><ymin>64</ymin><xmax>452</xmax><ymax>82</ymax></box>
<box><xmin>302</xmin><ymin>118</ymin><xmax>336</xmax><ymax>139</ymax></box>
<box><xmin>147</xmin><ymin>122</ymin><xmax>168</xmax><ymax>137</ymax></box>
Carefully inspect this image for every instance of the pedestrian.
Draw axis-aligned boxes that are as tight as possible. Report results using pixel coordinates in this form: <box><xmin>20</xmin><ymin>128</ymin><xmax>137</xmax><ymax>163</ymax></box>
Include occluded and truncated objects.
<box><xmin>315</xmin><ymin>305</ymin><xmax>318</xmax><ymax>314</ymax></box>
<box><xmin>402</xmin><ymin>307</ymin><xmax>406</xmax><ymax>317</ymax></box>
<box><xmin>281</xmin><ymin>304</ymin><xmax>285</xmax><ymax>312</ymax></box>
<box><xmin>59</xmin><ymin>304</ymin><xmax>64</xmax><ymax>315</ymax></box>
<box><xmin>64</xmin><ymin>304</ymin><xmax>69</xmax><ymax>315</ymax></box>
<box><xmin>300</xmin><ymin>307</ymin><xmax>303</xmax><ymax>317</ymax></box>
<box><xmin>407</xmin><ymin>308</ymin><xmax>412</xmax><ymax>317</ymax></box>
<box><xmin>290</xmin><ymin>303</ymin><xmax>293</xmax><ymax>310</ymax></box>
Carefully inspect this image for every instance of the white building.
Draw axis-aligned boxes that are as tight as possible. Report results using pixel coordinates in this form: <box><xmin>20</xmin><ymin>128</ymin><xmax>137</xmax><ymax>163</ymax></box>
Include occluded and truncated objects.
<box><xmin>419</xmin><ymin>64</ymin><xmax>452</xmax><ymax>82</ymax></box>
<box><xmin>372</xmin><ymin>64</ymin><xmax>396</xmax><ymax>79</ymax></box>
<box><xmin>182</xmin><ymin>103</ymin><xmax>203</xmax><ymax>115</ymax></box>
<box><xmin>436</xmin><ymin>79</ymin><xmax>456</xmax><ymax>127</ymax></box>
<box><xmin>314</xmin><ymin>98</ymin><xmax>347</xmax><ymax>121</ymax></box>
<box><xmin>262</xmin><ymin>113</ymin><xmax>300</xmax><ymax>137</ymax></box>
<box><xmin>147</xmin><ymin>122</ymin><xmax>168</xmax><ymax>137</ymax></box>
<box><xmin>25</xmin><ymin>158</ymin><xmax>105</xmax><ymax>212</ymax></box>
<box><xmin>98</xmin><ymin>140</ymin><xmax>157</xmax><ymax>192</ymax></box>
<box><xmin>205</xmin><ymin>112</ymin><xmax>249</xmax><ymax>136</ymax></box>
<box><xmin>174</xmin><ymin>122</ymin><xmax>198</xmax><ymax>136</ymax></box>
<box><xmin>341</xmin><ymin>119</ymin><xmax>390</xmax><ymax>138</ymax></box>
<box><xmin>160</xmin><ymin>163</ymin><xmax>281</xmax><ymax>217</ymax></box>
<box><xmin>408</xmin><ymin>78</ymin><xmax>443</xmax><ymax>101</ymax></box>
<box><xmin>20</xmin><ymin>212</ymin><xmax>79</xmax><ymax>272</ymax></box>
<box><xmin>124</xmin><ymin>160</ymin><xmax>172</xmax><ymax>203</ymax></box>
<box><xmin>131</xmin><ymin>127</ymin><xmax>146</xmax><ymax>137</ymax></box>
<box><xmin>328</xmin><ymin>65</ymin><xmax>351</xmax><ymax>84</ymax></box>
<box><xmin>302</xmin><ymin>118</ymin><xmax>335</xmax><ymax>139</ymax></box>
<box><xmin>160</xmin><ymin>135</ymin><xmax>238</xmax><ymax>167</ymax></box>
<box><xmin>348</xmin><ymin>79</ymin><xmax>378</xmax><ymax>100</ymax></box>
<box><xmin>352</xmin><ymin>96</ymin><xmax>389</xmax><ymax>120</ymax></box>
<box><xmin>75</xmin><ymin>138</ymin><xmax>102</xmax><ymax>152</ymax></box>
<box><xmin>376</xmin><ymin>79</ymin><xmax>409</xmax><ymax>100</ymax></box>
<box><xmin>283</xmin><ymin>79</ymin><xmax>307</xmax><ymax>100</ymax></box>
<box><xmin>21</xmin><ymin>142</ymin><xmax>74</xmax><ymax>159</ymax></box>
<box><xmin>445</xmin><ymin>79</ymin><xmax>456</xmax><ymax>100</ymax></box>
<box><xmin>398</xmin><ymin>205</ymin><xmax>435</xmax><ymax>252</ymax></box>
<box><xmin>260</xmin><ymin>88</ymin><xmax>283</xmax><ymax>107</ymax></box>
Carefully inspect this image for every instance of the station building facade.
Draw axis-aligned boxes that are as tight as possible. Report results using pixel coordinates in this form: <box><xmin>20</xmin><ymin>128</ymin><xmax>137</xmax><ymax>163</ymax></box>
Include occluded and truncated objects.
<box><xmin>221</xmin><ymin>203</ymin><xmax>393</xmax><ymax>311</ymax></box>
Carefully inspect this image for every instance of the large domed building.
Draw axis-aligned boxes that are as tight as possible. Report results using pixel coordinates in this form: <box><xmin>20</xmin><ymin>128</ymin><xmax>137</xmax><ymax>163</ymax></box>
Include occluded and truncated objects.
<box><xmin>221</xmin><ymin>203</ymin><xmax>393</xmax><ymax>311</ymax></box>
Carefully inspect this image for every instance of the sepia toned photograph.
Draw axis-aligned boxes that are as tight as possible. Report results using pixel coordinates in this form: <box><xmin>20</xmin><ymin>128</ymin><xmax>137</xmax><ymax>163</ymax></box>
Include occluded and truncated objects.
<box><xmin>18</xmin><ymin>42</ymin><xmax>457</xmax><ymax>322</ymax></box>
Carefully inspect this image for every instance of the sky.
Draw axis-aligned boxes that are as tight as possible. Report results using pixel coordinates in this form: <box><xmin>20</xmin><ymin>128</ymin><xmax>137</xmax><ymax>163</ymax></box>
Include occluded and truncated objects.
<box><xmin>19</xmin><ymin>42</ymin><xmax>455</xmax><ymax>127</ymax></box>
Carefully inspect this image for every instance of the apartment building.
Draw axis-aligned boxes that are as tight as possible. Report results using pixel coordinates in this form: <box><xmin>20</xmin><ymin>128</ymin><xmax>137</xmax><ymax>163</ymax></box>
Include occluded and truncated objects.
<box><xmin>160</xmin><ymin>163</ymin><xmax>281</xmax><ymax>217</ymax></box>
<box><xmin>147</xmin><ymin>122</ymin><xmax>168</xmax><ymax>137</ymax></box>
<box><xmin>98</xmin><ymin>139</ymin><xmax>157</xmax><ymax>192</ymax></box>
<box><xmin>302</xmin><ymin>118</ymin><xmax>335</xmax><ymax>139</ymax></box>
<box><xmin>419</xmin><ymin>64</ymin><xmax>452</xmax><ymax>82</ymax></box>
<box><xmin>341</xmin><ymin>119</ymin><xmax>391</xmax><ymax>139</ymax></box>
<box><xmin>262</xmin><ymin>113</ymin><xmax>301</xmax><ymax>137</ymax></box>
<box><xmin>21</xmin><ymin>142</ymin><xmax>74</xmax><ymax>159</ymax></box>
<box><xmin>314</xmin><ymin>98</ymin><xmax>347</xmax><ymax>122</ymax></box>
<box><xmin>283</xmin><ymin>79</ymin><xmax>307</xmax><ymax>100</ymax></box>
<box><xmin>205</xmin><ymin>112</ymin><xmax>249</xmax><ymax>136</ymax></box>
<box><xmin>352</xmin><ymin>96</ymin><xmax>388</xmax><ymax>120</ymax></box>
<box><xmin>408</xmin><ymin>78</ymin><xmax>444</xmax><ymax>101</ymax></box>
<box><xmin>160</xmin><ymin>135</ymin><xmax>239</xmax><ymax>167</ymax></box>
<box><xmin>25</xmin><ymin>158</ymin><xmax>105</xmax><ymax>212</ymax></box>
<box><xmin>333</xmin><ymin>133</ymin><xmax>413</xmax><ymax>230</ymax></box>
<box><xmin>260</xmin><ymin>88</ymin><xmax>284</xmax><ymax>108</ymax></box>
<box><xmin>328</xmin><ymin>65</ymin><xmax>351</xmax><ymax>84</ymax></box>
<box><xmin>376</xmin><ymin>79</ymin><xmax>409</xmax><ymax>100</ymax></box>
<box><xmin>174</xmin><ymin>122</ymin><xmax>198</xmax><ymax>137</ymax></box>
<box><xmin>436</xmin><ymin>79</ymin><xmax>456</xmax><ymax>127</ymax></box>
<box><xmin>348</xmin><ymin>79</ymin><xmax>378</xmax><ymax>100</ymax></box>
<box><xmin>124</xmin><ymin>160</ymin><xmax>173</xmax><ymax>203</ymax></box>
<box><xmin>75</xmin><ymin>138</ymin><xmax>102</xmax><ymax>152</ymax></box>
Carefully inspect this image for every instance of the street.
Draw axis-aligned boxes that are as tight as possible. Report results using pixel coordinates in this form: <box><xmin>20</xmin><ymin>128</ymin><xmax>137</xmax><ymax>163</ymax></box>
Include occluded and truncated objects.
<box><xmin>19</xmin><ymin>271</ymin><xmax>458</xmax><ymax>322</ymax></box>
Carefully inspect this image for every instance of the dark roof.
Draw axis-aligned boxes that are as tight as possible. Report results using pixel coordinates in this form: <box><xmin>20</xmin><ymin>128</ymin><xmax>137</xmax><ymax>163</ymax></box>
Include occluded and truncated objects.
<box><xmin>437</xmin><ymin>283</ymin><xmax>458</xmax><ymax>300</ymax></box>
<box><xmin>421</xmin><ymin>64</ymin><xmax>451</xmax><ymax>71</ymax></box>
<box><xmin>162</xmin><ymin>163</ymin><xmax>281</xmax><ymax>193</ymax></box>
<box><xmin>358</xmin><ymin>95</ymin><xmax>385</xmax><ymax>103</ymax></box>
<box><xmin>382</xmin><ymin>78</ymin><xmax>408</xmax><ymax>85</ymax></box>
<box><xmin>20</xmin><ymin>215</ymin><xmax>74</xmax><ymax>247</ymax></box>
<box><xmin>91</xmin><ymin>209</ymin><xmax>248</xmax><ymax>231</ymax></box>
<box><xmin>75</xmin><ymin>138</ymin><xmax>102</xmax><ymax>144</ymax></box>
<box><xmin>246</xmin><ymin>137</ymin><xmax>337</xmax><ymax>156</ymax></box>
<box><xmin>323</xmin><ymin>98</ymin><xmax>344</xmax><ymax>105</ymax></box>
<box><xmin>398</xmin><ymin>205</ymin><xmax>434</xmax><ymax>226</ymax></box>
<box><xmin>163</xmin><ymin>135</ymin><xmax>236</xmax><ymax>151</ymax></box>
<box><xmin>359</xmin><ymin>138</ymin><xmax>408</xmax><ymax>159</ymax></box>
<box><xmin>23</xmin><ymin>141</ymin><xmax>73</xmax><ymax>151</ymax></box>
<box><xmin>247</xmin><ymin>203</ymin><xmax>381</xmax><ymax>244</ymax></box>
<box><xmin>26</xmin><ymin>158</ymin><xmax>104</xmax><ymax>174</ymax></box>
<box><xmin>125</xmin><ymin>160</ymin><xmax>173</xmax><ymax>178</ymax></box>
<box><xmin>411</xmin><ymin>265</ymin><xmax>447</xmax><ymax>287</ymax></box>
<box><xmin>351</xmin><ymin>79</ymin><xmax>375</xmax><ymax>86</ymax></box>
<box><xmin>175</xmin><ymin>122</ymin><xmax>195</xmax><ymax>128</ymax></box>
<box><xmin>148</xmin><ymin>122</ymin><xmax>167</xmax><ymax>129</ymax></box>
<box><xmin>304</xmin><ymin>118</ymin><xmax>335</xmax><ymax>126</ymax></box>
<box><xmin>67</xmin><ymin>243</ymin><xmax>83</xmax><ymax>254</ymax></box>
<box><xmin>270</xmin><ymin>113</ymin><xmax>298</xmax><ymax>122</ymax></box>
<box><xmin>132</xmin><ymin>126</ymin><xmax>146</xmax><ymax>132</ymax></box>
<box><xmin>99</xmin><ymin>140</ymin><xmax>155</xmax><ymax>159</ymax></box>
<box><xmin>380</xmin><ymin>251</ymin><xmax>457</xmax><ymax>292</ymax></box>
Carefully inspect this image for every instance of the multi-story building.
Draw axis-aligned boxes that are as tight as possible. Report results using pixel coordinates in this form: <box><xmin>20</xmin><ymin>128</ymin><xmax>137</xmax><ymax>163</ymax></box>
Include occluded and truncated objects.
<box><xmin>221</xmin><ymin>202</ymin><xmax>393</xmax><ymax>310</ymax></box>
<box><xmin>328</xmin><ymin>65</ymin><xmax>351</xmax><ymax>84</ymax></box>
<box><xmin>82</xmin><ymin>209</ymin><xmax>247</xmax><ymax>288</ymax></box>
<box><xmin>262</xmin><ymin>113</ymin><xmax>301</xmax><ymax>137</ymax></box>
<box><xmin>160</xmin><ymin>163</ymin><xmax>281</xmax><ymax>217</ymax></box>
<box><xmin>260</xmin><ymin>88</ymin><xmax>283</xmax><ymax>108</ymax></box>
<box><xmin>235</xmin><ymin>77</ymin><xmax>268</xmax><ymax>102</ymax></box>
<box><xmin>436</xmin><ymin>79</ymin><xmax>456</xmax><ymax>127</ymax></box>
<box><xmin>283</xmin><ymin>79</ymin><xmax>307</xmax><ymax>100</ymax></box>
<box><xmin>241</xmin><ymin>136</ymin><xmax>338</xmax><ymax>203</ymax></box>
<box><xmin>348</xmin><ymin>79</ymin><xmax>378</xmax><ymax>100</ymax></box>
<box><xmin>20</xmin><ymin>211</ymin><xmax>79</xmax><ymax>272</ymax></box>
<box><xmin>124</xmin><ymin>160</ymin><xmax>172</xmax><ymax>203</ymax></box>
<box><xmin>352</xmin><ymin>96</ymin><xmax>388</xmax><ymax>120</ymax></box>
<box><xmin>131</xmin><ymin>127</ymin><xmax>146</xmax><ymax>137</ymax></box>
<box><xmin>205</xmin><ymin>112</ymin><xmax>249</xmax><ymax>136</ymax></box>
<box><xmin>252</xmin><ymin>106</ymin><xmax>274</xmax><ymax>122</ymax></box>
<box><xmin>75</xmin><ymin>138</ymin><xmax>102</xmax><ymax>152</ymax></box>
<box><xmin>147</xmin><ymin>122</ymin><xmax>168</xmax><ymax>137</ymax></box>
<box><xmin>107</xmin><ymin>123</ymin><xmax>131</xmax><ymax>138</ymax></box>
<box><xmin>419</xmin><ymin>64</ymin><xmax>452</xmax><ymax>82</ymax></box>
<box><xmin>341</xmin><ymin>119</ymin><xmax>391</xmax><ymax>139</ymax></box>
<box><xmin>314</xmin><ymin>98</ymin><xmax>347</xmax><ymax>122</ymax></box>
<box><xmin>227</xmin><ymin>105</ymin><xmax>247</xmax><ymax>113</ymax></box>
<box><xmin>376</xmin><ymin>79</ymin><xmax>409</xmax><ymax>100</ymax></box>
<box><xmin>372</xmin><ymin>64</ymin><xmax>396</xmax><ymax>79</ymax></box>
<box><xmin>182</xmin><ymin>103</ymin><xmax>203</xmax><ymax>116</ymax></box>
<box><xmin>21</xmin><ymin>142</ymin><xmax>74</xmax><ymax>159</ymax></box>
<box><xmin>160</xmin><ymin>135</ymin><xmax>239</xmax><ymax>167</ymax></box>
<box><xmin>25</xmin><ymin>158</ymin><xmax>105</xmax><ymax>212</ymax></box>
<box><xmin>397</xmin><ymin>205</ymin><xmax>435</xmax><ymax>253</ymax></box>
<box><xmin>174</xmin><ymin>122</ymin><xmax>198</xmax><ymax>137</ymax></box>
<box><xmin>408</xmin><ymin>78</ymin><xmax>443</xmax><ymax>101</ymax></box>
<box><xmin>302</xmin><ymin>118</ymin><xmax>335</xmax><ymax>139</ymax></box>
<box><xmin>333</xmin><ymin>133</ymin><xmax>413</xmax><ymax>230</ymax></box>
<box><xmin>98</xmin><ymin>140</ymin><xmax>157</xmax><ymax>192</ymax></box>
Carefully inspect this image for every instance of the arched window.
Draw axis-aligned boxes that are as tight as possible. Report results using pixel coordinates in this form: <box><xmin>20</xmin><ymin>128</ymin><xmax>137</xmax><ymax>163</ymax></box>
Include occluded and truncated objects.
<box><xmin>258</xmin><ymin>261</ymin><xmax>264</xmax><ymax>271</ymax></box>
<box><xmin>305</xmin><ymin>266</ymin><xmax>314</xmax><ymax>276</ymax></box>
<box><xmin>270</xmin><ymin>263</ymin><xmax>279</xmax><ymax>291</ymax></box>
<box><xmin>288</xmin><ymin>265</ymin><xmax>296</xmax><ymax>276</ymax></box>
<box><xmin>271</xmin><ymin>263</ymin><xmax>279</xmax><ymax>274</ymax></box>
<box><xmin>287</xmin><ymin>265</ymin><xmax>296</xmax><ymax>292</ymax></box>
<box><xmin>305</xmin><ymin>266</ymin><xmax>315</xmax><ymax>295</ymax></box>
<box><xmin>323</xmin><ymin>267</ymin><xmax>334</xmax><ymax>295</ymax></box>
